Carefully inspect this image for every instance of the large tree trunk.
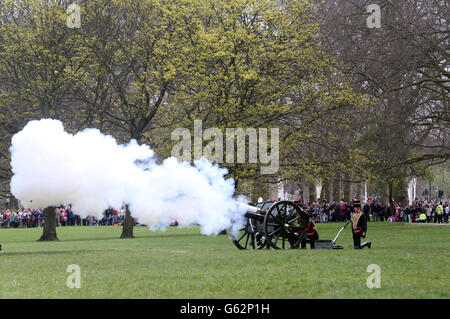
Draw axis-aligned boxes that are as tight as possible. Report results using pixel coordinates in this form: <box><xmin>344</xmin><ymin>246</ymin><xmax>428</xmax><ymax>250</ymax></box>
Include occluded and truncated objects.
<box><xmin>308</xmin><ymin>182</ymin><xmax>315</xmax><ymax>204</ymax></box>
<box><xmin>38</xmin><ymin>206</ymin><xmax>59</xmax><ymax>241</ymax></box>
<box><xmin>322</xmin><ymin>180</ymin><xmax>331</xmax><ymax>202</ymax></box>
<box><xmin>333</xmin><ymin>175</ymin><xmax>340</xmax><ymax>202</ymax></box>
<box><xmin>355</xmin><ymin>182</ymin><xmax>362</xmax><ymax>201</ymax></box>
<box><xmin>388</xmin><ymin>181</ymin><xmax>395</xmax><ymax>215</ymax></box>
<box><xmin>396</xmin><ymin>177</ymin><xmax>409</xmax><ymax>207</ymax></box>
<box><xmin>120</xmin><ymin>205</ymin><xmax>134</xmax><ymax>239</ymax></box>
<box><xmin>343</xmin><ymin>173</ymin><xmax>351</xmax><ymax>202</ymax></box>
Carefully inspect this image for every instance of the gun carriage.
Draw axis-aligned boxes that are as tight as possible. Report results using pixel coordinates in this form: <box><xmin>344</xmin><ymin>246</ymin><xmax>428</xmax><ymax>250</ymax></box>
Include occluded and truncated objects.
<box><xmin>230</xmin><ymin>200</ymin><xmax>348</xmax><ymax>250</ymax></box>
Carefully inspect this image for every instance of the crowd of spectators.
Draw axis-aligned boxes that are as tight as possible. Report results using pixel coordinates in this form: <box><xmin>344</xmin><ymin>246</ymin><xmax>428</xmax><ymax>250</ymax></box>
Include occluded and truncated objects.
<box><xmin>0</xmin><ymin>208</ymin><xmax>43</xmax><ymax>228</ymax></box>
<box><xmin>0</xmin><ymin>205</ymin><xmax>127</xmax><ymax>228</ymax></box>
<box><xmin>301</xmin><ymin>198</ymin><xmax>450</xmax><ymax>224</ymax></box>
<box><xmin>1</xmin><ymin>198</ymin><xmax>449</xmax><ymax>229</ymax></box>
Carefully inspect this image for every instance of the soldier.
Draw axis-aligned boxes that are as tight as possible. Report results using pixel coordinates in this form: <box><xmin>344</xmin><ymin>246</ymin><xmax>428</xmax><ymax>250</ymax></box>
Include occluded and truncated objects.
<box><xmin>363</xmin><ymin>202</ymin><xmax>370</xmax><ymax>222</ymax></box>
<box><xmin>300</xmin><ymin>217</ymin><xmax>319</xmax><ymax>249</ymax></box>
<box><xmin>351</xmin><ymin>200</ymin><xmax>371</xmax><ymax>249</ymax></box>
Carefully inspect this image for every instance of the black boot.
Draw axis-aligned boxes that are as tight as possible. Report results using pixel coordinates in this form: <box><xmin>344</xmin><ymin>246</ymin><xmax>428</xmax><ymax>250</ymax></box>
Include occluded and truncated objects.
<box><xmin>361</xmin><ymin>241</ymin><xmax>372</xmax><ymax>249</ymax></box>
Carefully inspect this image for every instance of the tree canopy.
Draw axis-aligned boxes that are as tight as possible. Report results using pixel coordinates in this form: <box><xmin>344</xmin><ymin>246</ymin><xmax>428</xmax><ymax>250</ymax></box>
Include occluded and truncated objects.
<box><xmin>0</xmin><ymin>0</ymin><xmax>447</xmax><ymax>210</ymax></box>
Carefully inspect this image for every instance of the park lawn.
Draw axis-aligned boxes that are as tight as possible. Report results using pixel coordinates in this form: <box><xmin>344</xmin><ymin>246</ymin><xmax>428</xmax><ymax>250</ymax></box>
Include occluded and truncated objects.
<box><xmin>0</xmin><ymin>222</ymin><xmax>448</xmax><ymax>299</ymax></box>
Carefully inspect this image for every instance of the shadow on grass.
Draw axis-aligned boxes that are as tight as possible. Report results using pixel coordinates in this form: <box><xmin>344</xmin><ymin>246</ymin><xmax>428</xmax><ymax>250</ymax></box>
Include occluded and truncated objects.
<box><xmin>0</xmin><ymin>233</ymin><xmax>205</xmax><ymax>246</ymax></box>
<box><xmin>0</xmin><ymin>249</ymin><xmax>99</xmax><ymax>257</ymax></box>
<box><xmin>60</xmin><ymin>232</ymin><xmax>203</xmax><ymax>242</ymax></box>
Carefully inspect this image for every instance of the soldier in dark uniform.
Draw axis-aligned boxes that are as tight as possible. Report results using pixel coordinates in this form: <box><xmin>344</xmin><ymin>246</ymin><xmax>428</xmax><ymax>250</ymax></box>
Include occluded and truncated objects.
<box><xmin>363</xmin><ymin>203</ymin><xmax>370</xmax><ymax>222</ymax></box>
<box><xmin>346</xmin><ymin>202</ymin><xmax>354</xmax><ymax>221</ymax></box>
<box><xmin>351</xmin><ymin>200</ymin><xmax>371</xmax><ymax>249</ymax></box>
<box><xmin>329</xmin><ymin>202</ymin><xmax>337</xmax><ymax>222</ymax></box>
<box><xmin>300</xmin><ymin>217</ymin><xmax>319</xmax><ymax>249</ymax></box>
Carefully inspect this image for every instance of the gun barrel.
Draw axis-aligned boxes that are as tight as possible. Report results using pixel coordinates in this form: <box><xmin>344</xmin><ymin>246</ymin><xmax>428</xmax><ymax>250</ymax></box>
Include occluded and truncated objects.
<box><xmin>236</xmin><ymin>202</ymin><xmax>259</xmax><ymax>213</ymax></box>
<box><xmin>245</xmin><ymin>211</ymin><xmax>264</xmax><ymax>221</ymax></box>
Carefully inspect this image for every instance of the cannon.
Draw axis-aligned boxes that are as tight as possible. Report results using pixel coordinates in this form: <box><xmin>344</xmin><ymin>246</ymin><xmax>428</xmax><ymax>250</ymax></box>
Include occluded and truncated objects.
<box><xmin>229</xmin><ymin>200</ymin><xmax>348</xmax><ymax>250</ymax></box>
<box><xmin>230</xmin><ymin>200</ymin><xmax>309</xmax><ymax>249</ymax></box>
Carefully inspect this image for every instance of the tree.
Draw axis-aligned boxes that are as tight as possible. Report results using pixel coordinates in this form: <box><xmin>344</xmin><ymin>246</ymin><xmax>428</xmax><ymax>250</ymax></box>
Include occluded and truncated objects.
<box><xmin>120</xmin><ymin>205</ymin><xmax>134</xmax><ymax>239</ymax></box>
<box><xmin>38</xmin><ymin>206</ymin><xmax>58</xmax><ymax>241</ymax></box>
<box><xmin>318</xmin><ymin>0</ymin><xmax>449</xmax><ymax>205</ymax></box>
<box><xmin>78</xmin><ymin>0</ymin><xmax>197</xmax><ymax>238</ymax></box>
<box><xmin>0</xmin><ymin>0</ymin><xmax>85</xmax><ymax>240</ymax></box>
<box><xmin>160</xmin><ymin>0</ymin><xmax>368</xmax><ymax>201</ymax></box>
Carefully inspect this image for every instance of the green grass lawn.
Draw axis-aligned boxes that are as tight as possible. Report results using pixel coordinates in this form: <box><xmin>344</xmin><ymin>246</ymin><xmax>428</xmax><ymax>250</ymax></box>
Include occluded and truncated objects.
<box><xmin>0</xmin><ymin>222</ymin><xmax>449</xmax><ymax>298</ymax></box>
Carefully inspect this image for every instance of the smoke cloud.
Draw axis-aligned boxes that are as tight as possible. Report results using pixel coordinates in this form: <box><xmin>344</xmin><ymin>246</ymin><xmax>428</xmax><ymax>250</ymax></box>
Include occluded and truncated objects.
<box><xmin>10</xmin><ymin>119</ymin><xmax>246</xmax><ymax>235</ymax></box>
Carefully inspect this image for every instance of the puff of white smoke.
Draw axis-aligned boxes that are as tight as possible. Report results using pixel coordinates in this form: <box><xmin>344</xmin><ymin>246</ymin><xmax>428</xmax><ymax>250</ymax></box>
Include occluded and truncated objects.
<box><xmin>10</xmin><ymin>119</ymin><xmax>247</xmax><ymax>235</ymax></box>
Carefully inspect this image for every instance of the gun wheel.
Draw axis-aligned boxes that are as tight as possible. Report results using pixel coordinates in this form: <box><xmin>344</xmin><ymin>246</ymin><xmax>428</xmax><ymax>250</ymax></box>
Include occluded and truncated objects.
<box><xmin>229</xmin><ymin>216</ymin><xmax>266</xmax><ymax>250</ymax></box>
<box><xmin>263</xmin><ymin>201</ymin><xmax>308</xmax><ymax>249</ymax></box>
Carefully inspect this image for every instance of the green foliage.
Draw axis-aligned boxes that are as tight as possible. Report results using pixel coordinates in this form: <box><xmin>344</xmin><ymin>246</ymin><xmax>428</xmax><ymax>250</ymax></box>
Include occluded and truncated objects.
<box><xmin>0</xmin><ymin>0</ymin><xmax>86</xmax><ymax>192</ymax></box>
<box><xmin>0</xmin><ymin>0</ymin><xmax>445</xmax><ymax>202</ymax></box>
<box><xmin>152</xmin><ymin>0</ymin><xmax>369</xmax><ymax>194</ymax></box>
<box><xmin>430</xmin><ymin>164</ymin><xmax>450</xmax><ymax>197</ymax></box>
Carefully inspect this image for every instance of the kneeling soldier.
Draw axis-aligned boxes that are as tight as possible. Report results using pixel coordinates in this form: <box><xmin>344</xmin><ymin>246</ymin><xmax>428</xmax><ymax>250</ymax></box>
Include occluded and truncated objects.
<box><xmin>351</xmin><ymin>200</ymin><xmax>371</xmax><ymax>249</ymax></box>
<box><xmin>301</xmin><ymin>218</ymin><xmax>319</xmax><ymax>249</ymax></box>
